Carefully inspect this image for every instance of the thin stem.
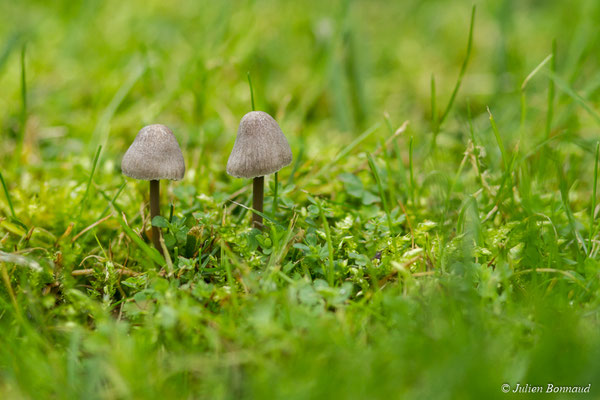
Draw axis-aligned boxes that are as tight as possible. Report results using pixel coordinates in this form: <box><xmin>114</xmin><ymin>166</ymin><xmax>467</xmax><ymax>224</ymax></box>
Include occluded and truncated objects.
<box><xmin>438</xmin><ymin>5</ymin><xmax>476</xmax><ymax>126</ymax></box>
<box><xmin>545</xmin><ymin>39</ymin><xmax>556</xmax><ymax>140</ymax></box>
<box><xmin>367</xmin><ymin>153</ymin><xmax>394</xmax><ymax>235</ymax></box>
<box><xmin>79</xmin><ymin>145</ymin><xmax>102</xmax><ymax>219</ymax></box>
<box><xmin>589</xmin><ymin>141</ymin><xmax>599</xmax><ymax>255</ymax></box>
<box><xmin>247</xmin><ymin>71</ymin><xmax>255</xmax><ymax>111</ymax></box>
<box><xmin>18</xmin><ymin>44</ymin><xmax>26</xmax><ymax>161</ymax></box>
<box><xmin>487</xmin><ymin>107</ymin><xmax>508</xmax><ymax>170</ymax></box>
<box><xmin>317</xmin><ymin>200</ymin><xmax>335</xmax><ymax>287</ymax></box>
<box><xmin>150</xmin><ymin>180</ymin><xmax>161</xmax><ymax>251</ymax></box>
<box><xmin>272</xmin><ymin>172</ymin><xmax>279</xmax><ymax>217</ymax></box>
<box><xmin>252</xmin><ymin>176</ymin><xmax>264</xmax><ymax>229</ymax></box>
<box><xmin>1</xmin><ymin>262</ymin><xmax>22</xmax><ymax>321</ymax></box>
<box><xmin>0</xmin><ymin>171</ymin><xmax>17</xmax><ymax>221</ymax></box>
<box><xmin>430</xmin><ymin>74</ymin><xmax>438</xmax><ymax>148</ymax></box>
<box><xmin>409</xmin><ymin>136</ymin><xmax>415</xmax><ymax>206</ymax></box>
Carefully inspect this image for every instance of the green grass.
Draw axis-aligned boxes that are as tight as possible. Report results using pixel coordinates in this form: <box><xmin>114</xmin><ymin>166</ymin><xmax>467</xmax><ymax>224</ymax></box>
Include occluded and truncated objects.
<box><xmin>2</xmin><ymin>0</ymin><xmax>600</xmax><ymax>398</ymax></box>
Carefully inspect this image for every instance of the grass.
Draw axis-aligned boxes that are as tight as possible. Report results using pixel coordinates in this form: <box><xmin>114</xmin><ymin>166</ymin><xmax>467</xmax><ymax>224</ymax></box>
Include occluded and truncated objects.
<box><xmin>431</xmin><ymin>5</ymin><xmax>476</xmax><ymax>150</ymax></box>
<box><xmin>1</xmin><ymin>0</ymin><xmax>600</xmax><ymax>398</ymax></box>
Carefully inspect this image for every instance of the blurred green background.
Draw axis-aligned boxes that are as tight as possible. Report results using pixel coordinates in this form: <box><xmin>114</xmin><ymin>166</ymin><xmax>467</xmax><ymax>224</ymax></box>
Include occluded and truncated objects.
<box><xmin>2</xmin><ymin>0</ymin><xmax>599</xmax><ymax>169</ymax></box>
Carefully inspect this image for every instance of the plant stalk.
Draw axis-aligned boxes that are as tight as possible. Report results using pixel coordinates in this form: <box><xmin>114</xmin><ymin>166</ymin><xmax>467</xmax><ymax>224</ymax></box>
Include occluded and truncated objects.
<box><xmin>272</xmin><ymin>172</ymin><xmax>278</xmax><ymax>217</ymax></box>
<box><xmin>253</xmin><ymin>176</ymin><xmax>264</xmax><ymax>229</ymax></box>
<box><xmin>150</xmin><ymin>180</ymin><xmax>161</xmax><ymax>251</ymax></box>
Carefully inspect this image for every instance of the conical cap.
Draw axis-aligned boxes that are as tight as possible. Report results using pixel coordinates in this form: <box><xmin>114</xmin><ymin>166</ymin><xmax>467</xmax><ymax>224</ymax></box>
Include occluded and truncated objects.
<box><xmin>226</xmin><ymin>111</ymin><xmax>292</xmax><ymax>179</ymax></box>
<box><xmin>121</xmin><ymin>124</ymin><xmax>185</xmax><ymax>181</ymax></box>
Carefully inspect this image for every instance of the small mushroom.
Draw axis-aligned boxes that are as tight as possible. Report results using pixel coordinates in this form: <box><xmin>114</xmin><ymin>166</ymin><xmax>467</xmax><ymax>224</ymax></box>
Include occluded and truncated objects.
<box><xmin>227</xmin><ymin>111</ymin><xmax>292</xmax><ymax>229</ymax></box>
<box><xmin>121</xmin><ymin>124</ymin><xmax>185</xmax><ymax>251</ymax></box>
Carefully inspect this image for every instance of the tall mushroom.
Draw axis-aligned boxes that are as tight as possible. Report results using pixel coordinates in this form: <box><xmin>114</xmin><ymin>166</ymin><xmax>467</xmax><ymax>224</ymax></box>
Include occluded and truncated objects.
<box><xmin>227</xmin><ymin>111</ymin><xmax>292</xmax><ymax>229</ymax></box>
<box><xmin>121</xmin><ymin>124</ymin><xmax>185</xmax><ymax>251</ymax></box>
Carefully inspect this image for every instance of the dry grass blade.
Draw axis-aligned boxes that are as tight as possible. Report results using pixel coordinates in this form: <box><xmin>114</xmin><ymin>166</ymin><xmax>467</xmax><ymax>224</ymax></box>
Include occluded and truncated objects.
<box><xmin>71</xmin><ymin>213</ymin><xmax>114</xmax><ymax>243</ymax></box>
<box><xmin>71</xmin><ymin>268</ymin><xmax>139</xmax><ymax>277</ymax></box>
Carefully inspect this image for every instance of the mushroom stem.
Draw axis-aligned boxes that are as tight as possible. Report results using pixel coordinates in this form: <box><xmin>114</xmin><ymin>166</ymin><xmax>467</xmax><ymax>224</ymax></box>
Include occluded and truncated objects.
<box><xmin>252</xmin><ymin>176</ymin><xmax>264</xmax><ymax>229</ymax></box>
<box><xmin>149</xmin><ymin>179</ymin><xmax>162</xmax><ymax>251</ymax></box>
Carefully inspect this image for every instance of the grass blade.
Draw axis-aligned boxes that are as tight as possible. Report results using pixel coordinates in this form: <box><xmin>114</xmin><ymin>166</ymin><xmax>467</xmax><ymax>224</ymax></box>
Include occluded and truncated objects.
<box><xmin>431</xmin><ymin>74</ymin><xmax>438</xmax><ymax>135</ymax></box>
<box><xmin>520</xmin><ymin>53</ymin><xmax>553</xmax><ymax>140</ymax></box>
<box><xmin>521</xmin><ymin>53</ymin><xmax>553</xmax><ymax>91</ymax></box>
<box><xmin>266</xmin><ymin>214</ymin><xmax>298</xmax><ymax>271</ymax></box>
<box><xmin>220</xmin><ymin>240</ymin><xmax>238</xmax><ymax>310</ymax></box>
<box><xmin>556</xmin><ymin>161</ymin><xmax>587</xmax><ymax>255</ymax></box>
<box><xmin>589</xmin><ymin>141</ymin><xmax>599</xmax><ymax>255</ymax></box>
<box><xmin>0</xmin><ymin>262</ymin><xmax>21</xmax><ymax>319</ymax></box>
<box><xmin>317</xmin><ymin>200</ymin><xmax>335</xmax><ymax>286</ymax></box>
<box><xmin>272</xmin><ymin>172</ymin><xmax>279</xmax><ymax>217</ymax></box>
<box><xmin>0</xmin><ymin>171</ymin><xmax>18</xmax><ymax>222</ymax></box>
<box><xmin>0</xmin><ymin>32</ymin><xmax>21</xmax><ymax>75</ymax></box>
<box><xmin>438</xmin><ymin>5</ymin><xmax>476</xmax><ymax>126</ymax></box>
<box><xmin>546</xmin><ymin>39</ymin><xmax>557</xmax><ymax>140</ymax></box>
<box><xmin>409</xmin><ymin>136</ymin><xmax>415</xmax><ymax>206</ymax></box>
<box><xmin>247</xmin><ymin>71</ymin><xmax>255</xmax><ymax>111</ymax></box>
<box><xmin>487</xmin><ymin>107</ymin><xmax>508</xmax><ymax>170</ymax></box>
<box><xmin>20</xmin><ymin>44</ymin><xmax>26</xmax><ymax>131</ymax></box>
<box><xmin>116</xmin><ymin>212</ymin><xmax>165</xmax><ymax>267</ymax></box>
<box><xmin>367</xmin><ymin>153</ymin><xmax>394</xmax><ymax>235</ymax></box>
<box><xmin>287</xmin><ymin>141</ymin><xmax>304</xmax><ymax>185</ymax></box>
<box><xmin>78</xmin><ymin>146</ymin><xmax>102</xmax><ymax>218</ymax></box>
<box><xmin>443</xmin><ymin>152</ymin><xmax>468</xmax><ymax>224</ymax></box>
<box><xmin>467</xmin><ymin>101</ymin><xmax>484</xmax><ymax>187</ymax></box>
<box><xmin>99</xmin><ymin>180</ymin><xmax>127</xmax><ymax>218</ymax></box>
<box><xmin>16</xmin><ymin>44</ymin><xmax>27</xmax><ymax>161</ymax></box>
<box><xmin>382</xmin><ymin>139</ymin><xmax>397</xmax><ymax>209</ymax></box>
<box><xmin>546</xmin><ymin>70</ymin><xmax>600</xmax><ymax>125</ymax></box>
<box><xmin>227</xmin><ymin>199</ymin><xmax>285</xmax><ymax>228</ymax></box>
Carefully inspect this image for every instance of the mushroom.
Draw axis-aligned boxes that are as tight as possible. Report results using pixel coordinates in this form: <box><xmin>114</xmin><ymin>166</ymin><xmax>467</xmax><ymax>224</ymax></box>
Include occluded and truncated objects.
<box><xmin>227</xmin><ymin>111</ymin><xmax>292</xmax><ymax>229</ymax></box>
<box><xmin>121</xmin><ymin>124</ymin><xmax>185</xmax><ymax>251</ymax></box>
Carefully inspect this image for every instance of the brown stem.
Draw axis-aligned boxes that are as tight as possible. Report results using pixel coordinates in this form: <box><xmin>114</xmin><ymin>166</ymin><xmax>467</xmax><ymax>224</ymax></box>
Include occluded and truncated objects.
<box><xmin>252</xmin><ymin>176</ymin><xmax>264</xmax><ymax>229</ymax></box>
<box><xmin>150</xmin><ymin>180</ymin><xmax>161</xmax><ymax>252</ymax></box>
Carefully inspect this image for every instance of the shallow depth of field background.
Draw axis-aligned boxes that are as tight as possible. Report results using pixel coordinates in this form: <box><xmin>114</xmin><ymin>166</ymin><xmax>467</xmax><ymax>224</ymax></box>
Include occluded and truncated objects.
<box><xmin>1</xmin><ymin>0</ymin><xmax>600</xmax><ymax>399</ymax></box>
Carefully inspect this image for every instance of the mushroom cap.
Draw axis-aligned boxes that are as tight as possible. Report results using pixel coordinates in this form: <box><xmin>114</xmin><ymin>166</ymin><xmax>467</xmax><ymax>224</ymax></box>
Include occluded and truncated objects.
<box><xmin>121</xmin><ymin>124</ymin><xmax>185</xmax><ymax>181</ymax></box>
<box><xmin>226</xmin><ymin>111</ymin><xmax>292</xmax><ymax>179</ymax></box>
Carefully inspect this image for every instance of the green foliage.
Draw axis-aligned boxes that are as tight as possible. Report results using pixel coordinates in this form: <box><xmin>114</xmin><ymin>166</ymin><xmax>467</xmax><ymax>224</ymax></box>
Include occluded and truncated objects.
<box><xmin>1</xmin><ymin>0</ymin><xmax>600</xmax><ymax>398</ymax></box>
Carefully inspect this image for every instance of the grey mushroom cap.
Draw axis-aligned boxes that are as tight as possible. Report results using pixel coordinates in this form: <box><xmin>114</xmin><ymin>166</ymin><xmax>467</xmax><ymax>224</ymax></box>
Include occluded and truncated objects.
<box><xmin>226</xmin><ymin>111</ymin><xmax>292</xmax><ymax>179</ymax></box>
<box><xmin>121</xmin><ymin>124</ymin><xmax>185</xmax><ymax>181</ymax></box>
